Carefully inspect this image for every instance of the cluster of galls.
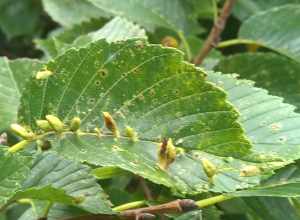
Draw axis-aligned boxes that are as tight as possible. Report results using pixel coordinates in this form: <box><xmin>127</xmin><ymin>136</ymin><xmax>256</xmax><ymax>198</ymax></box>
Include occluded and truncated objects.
<box><xmin>10</xmin><ymin>113</ymin><xmax>261</xmax><ymax>179</ymax></box>
<box><xmin>10</xmin><ymin>112</ymin><xmax>177</xmax><ymax>171</ymax></box>
<box><xmin>10</xmin><ymin>115</ymin><xmax>81</xmax><ymax>141</ymax></box>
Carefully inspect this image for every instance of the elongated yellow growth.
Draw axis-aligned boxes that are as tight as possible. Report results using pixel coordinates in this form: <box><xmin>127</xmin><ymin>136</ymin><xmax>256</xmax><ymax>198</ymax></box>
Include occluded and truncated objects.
<box><xmin>201</xmin><ymin>158</ymin><xmax>217</xmax><ymax>180</ymax></box>
<box><xmin>196</xmin><ymin>195</ymin><xmax>234</xmax><ymax>208</ymax></box>
<box><xmin>45</xmin><ymin>115</ymin><xmax>65</xmax><ymax>132</ymax></box>
<box><xmin>125</xmin><ymin>126</ymin><xmax>138</xmax><ymax>142</ymax></box>
<box><xmin>70</xmin><ymin>117</ymin><xmax>81</xmax><ymax>132</ymax></box>
<box><xmin>36</xmin><ymin>120</ymin><xmax>52</xmax><ymax>131</ymax></box>
<box><xmin>8</xmin><ymin>140</ymin><xmax>30</xmax><ymax>153</ymax></box>
<box><xmin>103</xmin><ymin>112</ymin><xmax>119</xmax><ymax>137</ymax></box>
<box><xmin>36</xmin><ymin>69</ymin><xmax>53</xmax><ymax>80</ymax></box>
<box><xmin>10</xmin><ymin>124</ymin><xmax>35</xmax><ymax>140</ymax></box>
<box><xmin>158</xmin><ymin>138</ymin><xmax>177</xmax><ymax>170</ymax></box>
<box><xmin>113</xmin><ymin>200</ymin><xmax>146</xmax><ymax>212</ymax></box>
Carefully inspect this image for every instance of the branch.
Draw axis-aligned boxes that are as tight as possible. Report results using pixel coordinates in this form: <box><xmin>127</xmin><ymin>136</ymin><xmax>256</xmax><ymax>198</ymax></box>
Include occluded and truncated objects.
<box><xmin>193</xmin><ymin>0</ymin><xmax>237</xmax><ymax>65</ymax></box>
<box><xmin>61</xmin><ymin>195</ymin><xmax>234</xmax><ymax>220</ymax></box>
<box><xmin>120</xmin><ymin>199</ymin><xmax>197</xmax><ymax>219</ymax></box>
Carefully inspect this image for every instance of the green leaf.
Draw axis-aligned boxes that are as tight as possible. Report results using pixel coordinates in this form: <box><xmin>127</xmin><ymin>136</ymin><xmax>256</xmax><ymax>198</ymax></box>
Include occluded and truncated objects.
<box><xmin>183</xmin><ymin>0</ymin><xmax>216</xmax><ymax>19</ymax></box>
<box><xmin>37</xmin><ymin>17</ymin><xmax>147</xmax><ymax>58</ymax></box>
<box><xmin>20</xmin><ymin>39</ymin><xmax>250</xmax><ymax>157</ymax></box>
<box><xmin>35</xmin><ymin>19</ymin><xmax>105</xmax><ymax>58</ymax></box>
<box><xmin>22</xmin><ymin>152</ymin><xmax>113</xmax><ymax>214</ymax></box>
<box><xmin>0</xmin><ymin>0</ymin><xmax>43</xmax><ymax>38</ymax></box>
<box><xmin>201</xmin><ymin>205</ymin><xmax>222</xmax><ymax>220</ymax></box>
<box><xmin>88</xmin><ymin>0</ymin><xmax>199</xmax><ymax>34</ymax></box>
<box><xmin>215</xmin><ymin>52</ymin><xmax>300</xmax><ymax>111</ymax></box>
<box><xmin>18</xmin><ymin>40</ymin><xmax>258</xmax><ymax>194</ymax></box>
<box><xmin>0</xmin><ymin>58</ymin><xmax>43</xmax><ymax>131</ymax></box>
<box><xmin>208</xmin><ymin>72</ymin><xmax>300</xmax><ymax>161</ymax></box>
<box><xmin>0</xmin><ymin>148</ymin><xmax>31</xmax><ymax>208</ymax></box>
<box><xmin>219</xmin><ymin>197</ymin><xmax>300</xmax><ymax>220</ymax></box>
<box><xmin>233</xmin><ymin>0</ymin><xmax>300</xmax><ymax>21</ymax></box>
<box><xmin>14</xmin><ymin>186</ymin><xmax>75</xmax><ymax>204</ymax></box>
<box><xmin>226</xmin><ymin>5</ymin><xmax>300</xmax><ymax>63</ymax></box>
<box><xmin>18</xmin><ymin>204</ymin><xmax>87</xmax><ymax>220</ymax></box>
<box><xmin>41</xmin><ymin>0</ymin><xmax>109</xmax><ymax>27</ymax></box>
<box><xmin>231</xmin><ymin>162</ymin><xmax>300</xmax><ymax>197</ymax></box>
<box><xmin>73</xmin><ymin>17</ymin><xmax>147</xmax><ymax>48</ymax></box>
<box><xmin>51</xmin><ymin>133</ymin><xmax>266</xmax><ymax>194</ymax></box>
<box><xmin>243</xmin><ymin>197</ymin><xmax>300</xmax><ymax>220</ymax></box>
<box><xmin>91</xmin><ymin>166</ymin><xmax>128</xmax><ymax>180</ymax></box>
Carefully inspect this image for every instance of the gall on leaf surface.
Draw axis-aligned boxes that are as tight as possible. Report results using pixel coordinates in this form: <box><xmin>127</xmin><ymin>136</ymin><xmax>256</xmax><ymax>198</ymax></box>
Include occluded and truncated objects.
<box><xmin>19</xmin><ymin>39</ymin><xmax>258</xmax><ymax>195</ymax></box>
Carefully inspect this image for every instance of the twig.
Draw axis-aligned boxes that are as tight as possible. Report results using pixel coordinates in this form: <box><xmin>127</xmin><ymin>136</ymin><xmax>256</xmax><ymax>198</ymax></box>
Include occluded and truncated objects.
<box><xmin>120</xmin><ymin>199</ymin><xmax>197</xmax><ymax>218</ymax></box>
<box><xmin>139</xmin><ymin>178</ymin><xmax>154</xmax><ymax>201</ymax></box>
<box><xmin>193</xmin><ymin>0</ymin><xmax>237</xmax><ymax>65</ymax></box>
<box><xmin>61</xmin><ymin>195</ymin><xmax>233</xmax><ymax>220</ymax></box>
<box><xmin>62</xmin><ymin>199</ymin><xmax>197</xmax><ymax>220</ymax></box>
<box><xmin>139</xmin><ymin>178</ymin><xmax>168</xmax><ymax>219</ymax></box>
<box><xmin>113</xmin><ymin>201</ymin><xmax>147</xmax><ymax>212</ymax></box>
<box><xmin>196</xmin><ymin>195</ymin><xmax>233</xmax><ymax>207</ymax></box>
<box><xmin>8</xmin><ymin>140</ymin><xmax>30</xmax><ymax>153</ymax></box>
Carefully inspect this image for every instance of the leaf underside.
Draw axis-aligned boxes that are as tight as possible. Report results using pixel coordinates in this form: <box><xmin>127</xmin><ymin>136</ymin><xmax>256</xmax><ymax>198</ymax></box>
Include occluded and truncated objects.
<box><xmin>0</xmin><ymin>148</ymin><xmax>31</xmax><ymax>208</ymax></box>
<box><xmin>88</xmin><ymin>0</ymin><xmax>198</xmax><ymax>34</ymax></box>
<box><xmin>215</xmin><ymin>52</ymin><xmax>300</xmax><ymax>111</ymax></box>
<box><xmin>208</xmin><ymin>72</ymin><xmax>300</xmax><ymax>162</ymax></box>
<box><xmin>238</xmin><ymin>5</ymin><xmax>300</xmax><ymax>63</ymax></box>
<box><xmin>37</xmin><ymin>17</ymin><xmax>147</xmax><ymax>59</ymax></box>
<box><xmin>0</xmin><ymin>58</ymin><xmax>43</xmax><ymax>131</ymax></box>
<box><xmin>22</xmin><ymin>152</ymin><xmax>113</xmax><ymax>214</ymax></box>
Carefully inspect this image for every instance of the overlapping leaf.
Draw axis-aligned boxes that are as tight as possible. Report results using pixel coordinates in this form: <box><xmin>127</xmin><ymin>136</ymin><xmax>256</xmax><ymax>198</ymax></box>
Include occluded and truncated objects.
<box><xmin>219</xmin><ymin>197</ymin><xmax>300</xmax><ymax>220</ymax></box>
<box><xmin>88</xmin><ymin>0</ymin><xmax>199</xmax><ymax>34</ymax></box>
<box><xmin>17</xmin><ymin>39</ymin><xmax>262</xmax><ymax>195</ymax></box>
<box><xmin>0</xmin><ymin>58</ymin><xmax>43</xmax><ymax>131</ymax></box>
<box><xmin>14</xmin><ymin>186</ymin><xmax>76</xmax><ymax>204</ymax></box>
<box><xmin>41</xmin><ymin>0</ymin><xmax>109</xmax><ymax>27</ymax></box>
<box><xmin>22</xmin><ymin>152</ymin><xmax>113</xmax><ymax>214</ymax></box>
<box><xmin>215</xmin><ymin>52</ymin><xmax>300</xmax><ymax>110</ymax></box>
<box><xmin>243</xmin><ymin>197</ymin><xmax>300</xmax><ymax>220</ymax></box>
<box><xmin>225</xmin><ymin>5</ymin><xmax>300</xmax><ymax>63</ymax></box>
<box><xmin>37</xmin><ymin>17</ymin><xmax>147</xmax><ymax>58</ymax></box>
<box><xmin>0</xmin><ymin>148</ymin><xmax>31</xmax><ymax>208</ymax></box>
<box><xmin>0</xmin><ymin>0</ymin><xmax>43</xmax><ymax>38</ymax></box>
<box><xmin>19</xmin><ymin>204</ymin><xmax>87</xmax><ymax>220</ymax></box>
<box><xmin>183</xmin><ymin>0</ymin><xmax>216</xmax><ymax>19</ymax></box>
<box><xmin>35</xmin><ymin>19</ymin><xmax>105</xmax><ymax>58</ymax></box>
<box><xmin>233</xmin><ymin>0</ymin><xmax>300</xmax><ymax>21</ymax></box>
<box><xmin>208</xmin><ymin>72</ymin><xmax>300</xmax><ymax>161</ymax></box>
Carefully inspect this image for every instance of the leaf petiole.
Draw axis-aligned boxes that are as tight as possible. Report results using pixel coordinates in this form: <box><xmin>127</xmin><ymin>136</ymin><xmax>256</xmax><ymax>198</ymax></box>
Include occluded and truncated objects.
<box><xmin>113</xmin><ymin>200</ymin><xmax>147</xmax><ymax>212</ymax></box>
<box><xmin>196</xmin><ymin>194</ymin><xmax>234</xmax><ymax>208</ymax></box>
